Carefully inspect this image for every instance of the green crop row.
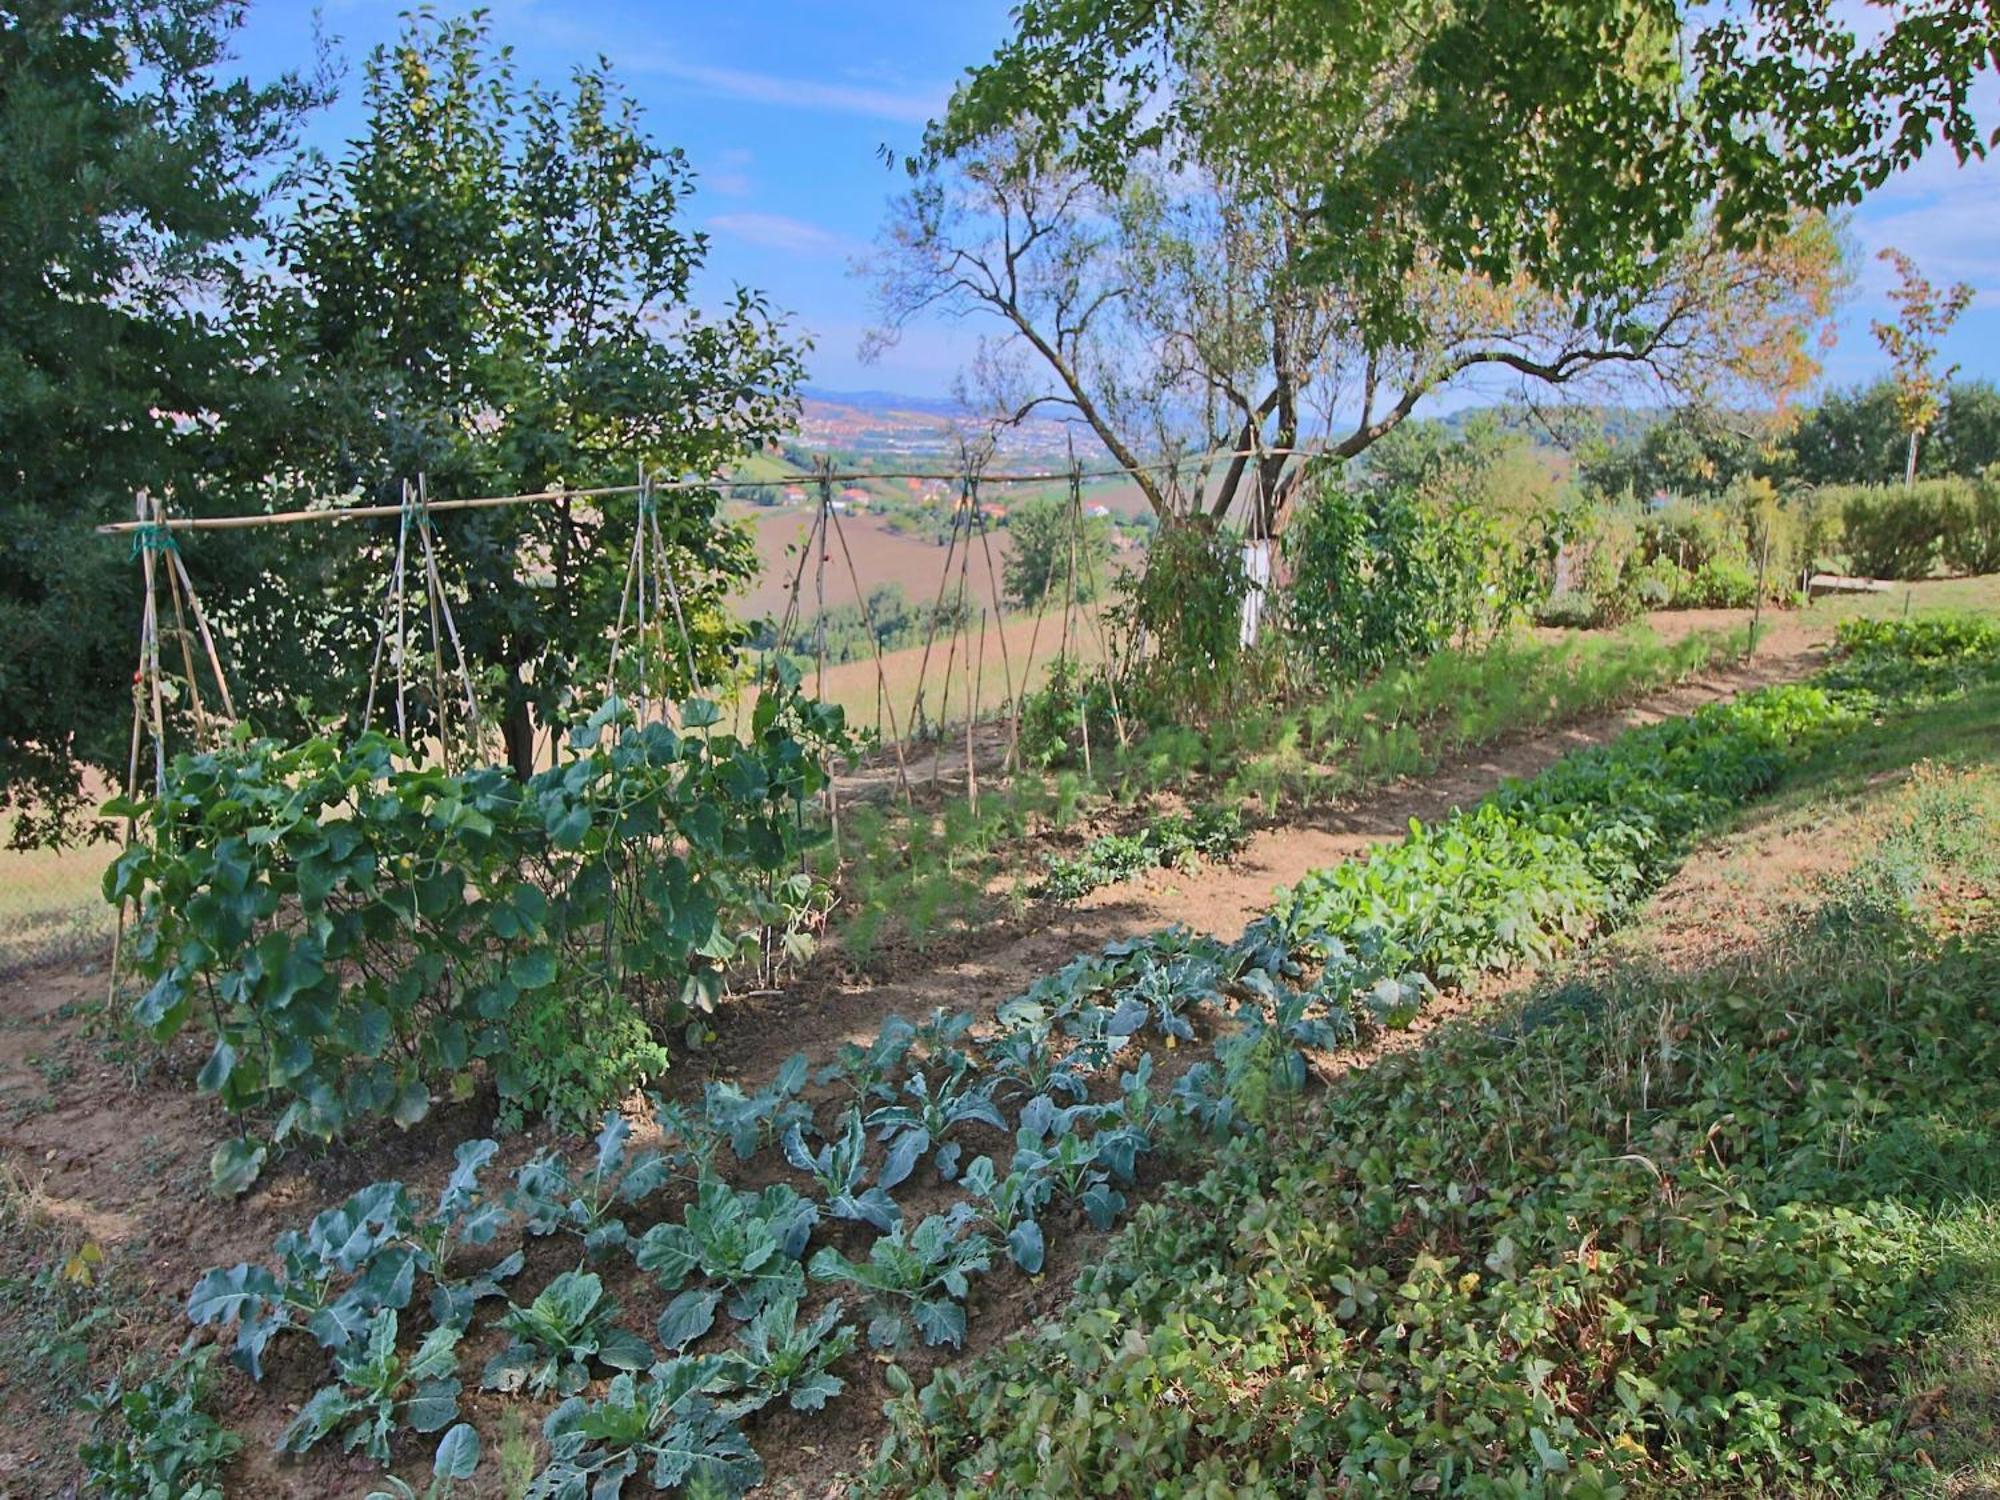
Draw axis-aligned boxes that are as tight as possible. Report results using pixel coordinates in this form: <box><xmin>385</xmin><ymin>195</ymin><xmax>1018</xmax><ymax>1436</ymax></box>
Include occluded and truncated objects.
<box><xmin>1036</xmin><ymin>804</ymin><xmax>1246</xmax><ymax>903</ymax></box>
<box><xmin>107</xmin><ymin>680</ymin><xmax>848</xmax><ymax>1186</ymax></box>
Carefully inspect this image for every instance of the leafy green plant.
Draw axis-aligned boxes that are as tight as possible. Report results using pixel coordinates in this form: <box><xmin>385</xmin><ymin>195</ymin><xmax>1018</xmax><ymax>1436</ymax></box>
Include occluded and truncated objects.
<box><xmin>716</xmin><ymin>1294</ymin><xmax>858</xmax><ymax>1415</ymax></box>
<box><xmin>1037</xmin><ymin>806</ymin><xmax>1248</xmax><ymax>902</ymax></box>
<box><xmin>365</xmin><ymin>1422</ymin><xmax>482</xmax><ymax>1500</ymax></box>
<box><xmin>703</xmin><ymin>1052</ymin><xmax>813</xmax><ymax>1161</ymax></box>
<box><xmin>527</xmin><ymin>1358</ymin><xmax>762</xmax><ymax>1499</ymax></box>
<box><xmin>106</xmin><ymin>684</ymin><xmax>846</xmax><ymax>1158</ymax></box>
<box><xmin>188</xmin><ymin>1163</ymin><xmax>521</xmax><ymax>1380</ymax></box>
<box><xmin>1011</xmin><ymin>1120</ymin><xmax>1126</xmax><ymax>1232</ymax></box>
<box><xmin>809</xmin><ymin>1205</ymin><xmax>994</xmax><ymax>1350</ymax></box>
<box><xmin>782</xmin><ymin>1107</ymin><xmax>910</xmax><ymax>1232</ymax></box>
<box><xmin>79</xmin><ymin>1348</ymin><xmax>240</xmax><ymax>1500</ymax></box>
<box><xmin>481</xmin><ymin>1271</ymin><xmax>651</xmax><ymax>1398</ymax></box>
<box><xmin>816</xmin><ymin>1015</ymin><xmax>917</xmax><ymax>1103</ymax></box>
<box><xmin>957</xmin><ymin>1154</ymin><xmax>1056</xmax><ymax>1274</ymax></box>
<box><xmin>634</xmin><ymin>1175</ymin><xmax>818</xmax><ymax>1321</ymax></box>
<box><xmin>865</xmin><ymin>776</ymin><xmax>2000</xmax><ymax>1495</ymax></box>
<box><xmin>508</xmin><ymin>1113</ymin><xmax>668</xmax><ymax>1256</ymax></box>
<box><xmin>984</xmin><ymin>1023</ymin><xmax>1088</xmax><ymax>1108</ymax></box>
<box><xmin>278</xmin><ymin>1310</ymin><xmax>463</xmax><ymax>1462</ymax></box>
<box><xmin>867</xmin><ymin>1064</ymin><xmax>1010</xmax><ymax>1183</ymax></box>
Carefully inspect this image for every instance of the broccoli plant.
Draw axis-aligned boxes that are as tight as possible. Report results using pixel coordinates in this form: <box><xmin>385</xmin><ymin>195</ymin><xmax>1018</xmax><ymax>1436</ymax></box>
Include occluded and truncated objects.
<box><xmin>508</xmin><ymin>1114</ymin><xmax>669</xmax><ymax>1256</ymax></box>
<box><xmin>1057</xmin><ymin>995</ymin><xmax>1148</xmax><ymax>1074</ymax></box>
<box><xmin>634</xmin><ymin>1176</ymin><xmax>817</xmax><ymax>1323</ymax></box>
<box><xmin>815</xmin><ymin>1015</ymin><xmax>915</xmax><ymax>1104</ymax></box>
<box><xmin>1113</xmin><ymin>938</ymin><xmax>1226</xmax><ymax>1044</ymax></box>
<box><xmin>808</xmin><ymin>1205</ymin><xmax>992</xmax><ymax>1349</ymax></box>
<box><xmin>1168</xmin><ymin>1060</ymin><xmax>1240</xmax><ymax>1138</ymax></box>
<box><xmin>703</xmin><ymin>1053</ymin><xmax>813</xmax><ymax>1161</ymax></box>
<box><xmin>984</xmin><ymin>1019</ymin><xmax>1089</xmax><ymax>1107</ymax></box>
<box><xmin>715</xmin><ymin>1294</ymin><xmax>857</xmax><ymax>1416</ymax></box>
<box><xmin>1214</xmin><ymin>967</ymin><xmax>1361</xmax><ymax>1106</ymax></box>
<box><xmin>1089</xmin><ymin>1054</ymin><xmax>1165</xmax><ymax>1183</ymax></box>
<box><xmin>418</xmin><ymin>1140</ymin><xmax>524</xmax><ymax>1329</ymax></box>
<box><xmin>650</xmin><ymin>1096</ymin><xmax>727</xmax><ymax>1181</ymax></box>
<box><xmin>1012</xmin><ymin>1119</ymin><xmax>1126</xmax><ymax>1231</ymax></box>
<box><xmin>958</xmin><ymin>1154</ymin><xmax>1055</xmax><ymax>1274</ymax></box>
<box><xmin>866</xmin><ymin>1064</ymin><xmax>1008</xmax><ymax>1183</ymax></box>
<box><xmin>527</xmin><ymin>1358</ymin><xmax>761</xmax><ymax>1500</ymax></box>
<box><xmin>481</xmin><ymin>1271</ymin><xmax>652</xmax><ymax>1398</ymax></box>
<box><xmin>909</xmin><ymin>1006</ymin><xmax>980</xmax><ymax>1070</ymax></box>
<box><xmin>781</xmin><ymin>1106</ymin><xmax>909</xmax><ymax>1232</ymax></box>
<box><xmin>363</xmin><ymin>1423</ymin><xmax>481</xmax><ymax>1500</ymax></box>
<box><xmin>277</xmin><ymin>1310</ymin><xmax>463</xmax><ymax>1463</ymax></box>
<box><xmin>187</xmin><ymin>1154</ymin><xmax>527</xmax><ymax>1380</ymax></box>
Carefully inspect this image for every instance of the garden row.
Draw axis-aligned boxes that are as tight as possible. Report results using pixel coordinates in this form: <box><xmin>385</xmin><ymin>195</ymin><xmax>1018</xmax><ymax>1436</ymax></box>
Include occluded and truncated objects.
<box><xmin>106</xmin><ymin>680</ymin><xmax>849</xmax><ymax>1188</ymax></box>
<box><xmin>870</xmin><ymin>650</ymin><xmax>2000</xmax><ymax>1494</ymax></box>
<box><xmin>114</xmin><ymin>623</ymin><xmax>1979</xmax><ymax>1495</ymax></box>
<box><xmin>836</xmin><ymin>624</ymin><xmax>1745</xmax><ymax>958</ymax></box>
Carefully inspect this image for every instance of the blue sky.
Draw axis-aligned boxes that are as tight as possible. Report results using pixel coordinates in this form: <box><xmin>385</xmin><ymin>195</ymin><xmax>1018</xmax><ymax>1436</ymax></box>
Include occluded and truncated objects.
<box><xmin>234</xmin><ymin>0</ymin><xmax>1998</xmax><ymax>406</ymax></box>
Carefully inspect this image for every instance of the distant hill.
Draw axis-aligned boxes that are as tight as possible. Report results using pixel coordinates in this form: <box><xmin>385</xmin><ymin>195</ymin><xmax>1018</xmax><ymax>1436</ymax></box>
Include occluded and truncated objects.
<box><xmin>780</xmin><ymin>388</ymin><xmax>1682</xmax><ymax>475</ymax></box>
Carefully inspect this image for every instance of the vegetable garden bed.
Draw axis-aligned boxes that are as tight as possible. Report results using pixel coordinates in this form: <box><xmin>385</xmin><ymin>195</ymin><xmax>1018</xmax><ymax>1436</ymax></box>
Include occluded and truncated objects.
<box><xmin>113</xmin><ymin>620</ymin><xmax>1993</xmax><ymax>1496</ymax></box>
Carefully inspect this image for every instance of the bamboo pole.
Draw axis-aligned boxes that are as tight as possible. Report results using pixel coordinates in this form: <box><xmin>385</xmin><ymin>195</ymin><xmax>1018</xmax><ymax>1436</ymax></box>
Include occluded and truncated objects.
<box><xmin>94</xmin><ymin>448</ymin><xmax>1323</xmax><ymax>537</ymax></box>
<box><xmin>813</xmin><ymin>460</ymin><xmax>839</xmax><ymax>859</ymax></box>
<box><xmin>967</xmin><ymin>607</ymin><xmax>987</xmax><ymax>814</ymax></box>
<box><xmin>828</xmin><ymin>500</ymin><xmax>913</xmax><ymax>802</ymax></box>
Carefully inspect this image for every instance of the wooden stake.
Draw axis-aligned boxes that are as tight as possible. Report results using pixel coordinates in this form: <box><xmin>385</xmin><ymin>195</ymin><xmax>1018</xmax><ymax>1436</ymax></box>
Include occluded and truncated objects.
<box><xmin>967</xmin><ymin>607</ymin><xmax>987</xmax><ymax>814</ymax></box>
<box><xmin>828</xmin><ymin>500</ymin><xmax>912</xmax><ymax>803</ymax></box>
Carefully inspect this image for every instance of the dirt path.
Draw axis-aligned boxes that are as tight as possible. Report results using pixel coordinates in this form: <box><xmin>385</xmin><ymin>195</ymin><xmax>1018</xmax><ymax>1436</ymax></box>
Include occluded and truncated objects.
<box><xmin>0</xmin><ymin>619</ymin><xmax>1827</xmax><ymax>1498</ymax></box>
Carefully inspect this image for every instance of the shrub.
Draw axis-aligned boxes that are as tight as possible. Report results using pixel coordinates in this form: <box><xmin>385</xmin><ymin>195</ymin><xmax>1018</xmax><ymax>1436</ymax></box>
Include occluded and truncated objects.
<box><xmin>1016</xmin><ymin>654</ymin><xmax>1122</xmax><ymax>771</ymax></box>
<box><xmin>80</xmin><ymin>1350</ymin><xmax>240</xmax><ymax>1500</ymax></box>
<box><xmin>107</xmin><ymin>682</ymin><xmax>847</xmax><ymax>1152</ymax></box>
<box><xmin>1834</xmin><ymin>480</ymin><xmax>1961</xmax><ymax>579</ymax></box>
<box><xmin>1283</xmin><ymin>476</ymin><xmax>1502</xmax><ymax>684</ymax></box>
<box><xmin>1940</xmin><ymin>468</ymin><xmax>2000</xmax><ymax>575</ymax></box>
<box><xmin>1680</xmin><ymin>555</ymin><xmax>1758</xmax><ymax>607</ymax></box>
<box><xmin>1635</xmin><ymin>499</ymin><xmax>1741</xmax><ymax>573</ymax></box>
<box><xmin>1120</xmin><ymin>520</ymin><xmax>1250</xmax><ymax>720</ymax></box>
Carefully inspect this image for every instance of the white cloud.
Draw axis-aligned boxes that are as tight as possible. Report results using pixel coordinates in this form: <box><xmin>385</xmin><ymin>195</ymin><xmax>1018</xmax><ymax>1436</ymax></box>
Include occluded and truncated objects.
<box><xmin>649</xmin><ymin>56</ymin><xmax>943</xmax><ymax>124</ymax></box>
<box><xmin>1851</xmin><ymin>164</ymin><xmax>2000</xmax><ymax>300</ymax></box>
<box><xmin>708</xmin><ymin>212</ymin><xmax>861</xmax><ymax>258</ymax></box>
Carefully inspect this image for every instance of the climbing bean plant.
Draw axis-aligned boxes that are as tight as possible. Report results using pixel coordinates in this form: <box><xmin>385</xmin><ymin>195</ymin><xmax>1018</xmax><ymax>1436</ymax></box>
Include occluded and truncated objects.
<box><xmin>107</xmin><ymin>682</ymin><xmax>848</xmax><ymax>1172</ymax></box>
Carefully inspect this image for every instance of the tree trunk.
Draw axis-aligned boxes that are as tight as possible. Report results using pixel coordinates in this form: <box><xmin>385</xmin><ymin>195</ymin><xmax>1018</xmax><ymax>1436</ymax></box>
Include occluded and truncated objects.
<box><xmin>501</xmin><ymin>689</ymin><xmax>536</xmax><ymax>780</ymax></box>
<box><xmin>1904</xmin><ymin>430</ymin><xmax>1919</xmax><ymax>488</ymax></box>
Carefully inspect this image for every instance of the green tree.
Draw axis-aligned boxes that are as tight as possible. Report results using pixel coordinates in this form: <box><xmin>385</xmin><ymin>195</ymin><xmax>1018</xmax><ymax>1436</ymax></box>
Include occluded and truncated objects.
<box><xmin>1871</xmin><ymin>248</ymin><xmax>1975</xmax><ymax>485</ymax></box>
<box><xmin>270</xmin><ymin>13</ymin><xmax>806</xmax><ymax>775</ymax></box>
<box><xmin>931</xmin><ymin>0</ymin><xmax>1995</xmax><ymax>326</ymax></box>
<box><xmin>0</xmin><ymin>0</ymin><xmax>324</xmax><ymax>844</ymax></box>
<box><xmin>1582</xmin><ymin>408</ymin><xmax>1774</xmax><ymax>501</ymax></box>
<box><xmin>1781</xmin><ymin>381</ymin><xmax>1917</xmax><ymax>487</ymax></box>
<box><xmin>1936</xmin><ymin>380</ymin><xmax>2000</xmax><ymax>478</ymax></box>
<box><xmin>1002</xmin><ymin>496</ymin><xmax>1112</xmax><ymax>609</ymax></box>
<box><xmin>1783</xmin><ymin>378</ymin><xmax>2000</xmax><ymax>487</ymax></box>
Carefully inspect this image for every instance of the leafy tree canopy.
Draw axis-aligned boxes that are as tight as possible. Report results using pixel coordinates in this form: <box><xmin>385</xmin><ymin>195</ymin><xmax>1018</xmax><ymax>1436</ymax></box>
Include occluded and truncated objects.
<box><xmin>1002</xmin><ymin>496</ymin><xmax>1114</xmax><ymax>610</ymax></box>
<box><xmin>0</xmin><ymin>0</ymin><xmax>325</xmax><ymax>843</ymax></box>
<box><xmin>1785</xmin><ymin>378</ymin><xmax>2000</xmax><ymax>487</ymax></box>
<box><xmin>928</xmin><ymin>0</ymin><xmax>1997</xmax><ymax>334</ymax></box>
<box><xmin>265</xmin><ymin>12</ymin><xmax>808</xmax><ymax>776</ymax></box>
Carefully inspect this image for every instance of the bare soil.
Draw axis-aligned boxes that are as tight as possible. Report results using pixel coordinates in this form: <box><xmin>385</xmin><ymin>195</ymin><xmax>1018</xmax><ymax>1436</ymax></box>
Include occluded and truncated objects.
<box><xmin>0</xmin><ymin>614</ymin><xmax>1829</xmax><ymax>1499</ymax></box>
